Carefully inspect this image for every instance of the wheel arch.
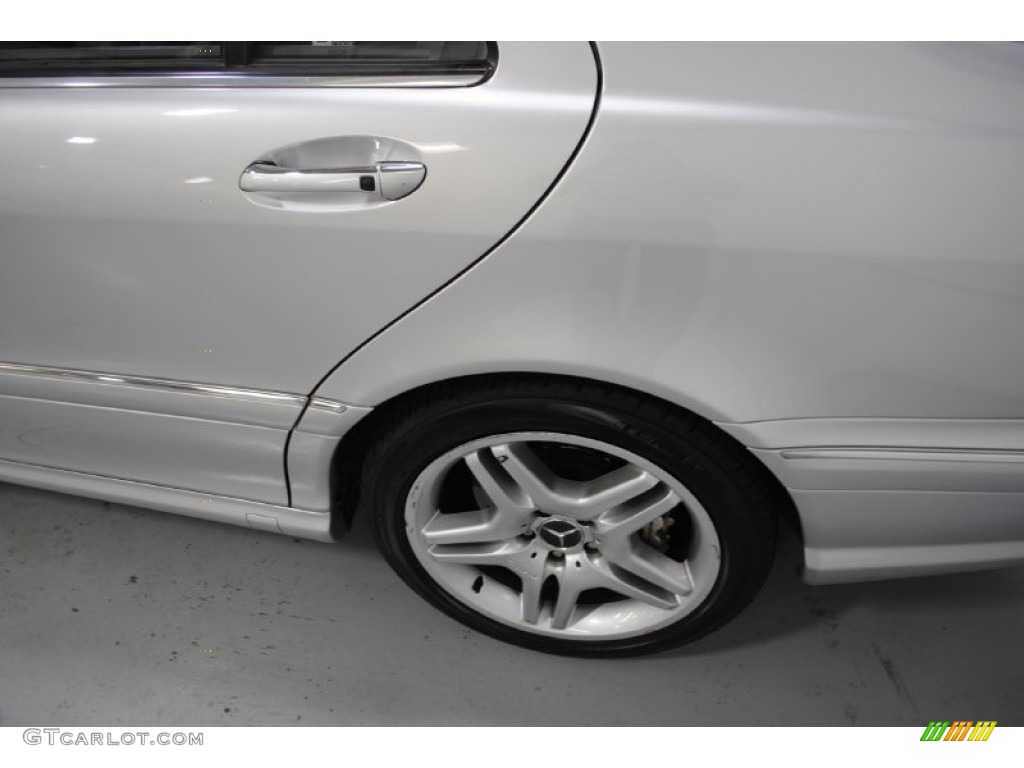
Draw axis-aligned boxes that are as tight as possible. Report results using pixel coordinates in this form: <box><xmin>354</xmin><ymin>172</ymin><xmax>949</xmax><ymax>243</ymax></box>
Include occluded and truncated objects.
<box><xmin>323</xmin><ymin>371</ymin><xmax>802</xmax><ymax>543</ymax></box>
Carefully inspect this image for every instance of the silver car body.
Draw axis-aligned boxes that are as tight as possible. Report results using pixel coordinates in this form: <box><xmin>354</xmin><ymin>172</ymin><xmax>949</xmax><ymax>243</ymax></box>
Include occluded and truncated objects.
<box><xmin>1</xmin><ymin>42</ymin><xmax>1022</xmax><ymax>585</ymax></box>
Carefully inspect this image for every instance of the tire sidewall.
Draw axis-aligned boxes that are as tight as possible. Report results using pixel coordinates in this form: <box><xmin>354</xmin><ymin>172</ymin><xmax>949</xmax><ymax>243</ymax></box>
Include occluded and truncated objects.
<box><xmin>369</xmin><ymin>391</ymin><xmax>772</xmax><ymax>656</ymax></box>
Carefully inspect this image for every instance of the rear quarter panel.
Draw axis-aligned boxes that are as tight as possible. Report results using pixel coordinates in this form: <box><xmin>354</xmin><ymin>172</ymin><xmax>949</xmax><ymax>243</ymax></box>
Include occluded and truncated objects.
<box><xmin>311</xmin><ymin>43</ymin><xmax>1024</xmax><ymax>581</ymax></box>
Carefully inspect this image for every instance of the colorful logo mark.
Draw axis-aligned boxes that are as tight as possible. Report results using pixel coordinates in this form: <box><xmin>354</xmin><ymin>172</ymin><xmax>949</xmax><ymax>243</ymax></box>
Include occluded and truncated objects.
<box><xmin>920</xmin><ymin>721</ymin><xmax>997</xmax><ymax>742</ymax></box>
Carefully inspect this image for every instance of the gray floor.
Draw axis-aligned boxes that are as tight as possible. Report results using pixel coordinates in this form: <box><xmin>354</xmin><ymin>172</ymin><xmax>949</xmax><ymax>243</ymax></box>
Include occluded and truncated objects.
<box><xmin>1</xmin><ymin>481</ymin><xmax>1022</xmax><ymax>726</ymax></box>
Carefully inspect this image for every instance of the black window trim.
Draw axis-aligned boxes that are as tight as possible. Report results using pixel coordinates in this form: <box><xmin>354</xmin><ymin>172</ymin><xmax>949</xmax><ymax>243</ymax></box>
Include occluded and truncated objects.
<box><xmin>0</xmin><ymin>41</ymin><xmax>498</xmax><ymax>87</ymax></box>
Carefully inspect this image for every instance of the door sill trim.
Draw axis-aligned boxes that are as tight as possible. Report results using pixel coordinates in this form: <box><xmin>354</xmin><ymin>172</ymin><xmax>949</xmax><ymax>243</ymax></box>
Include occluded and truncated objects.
<box><xmin>0</xmin><ymin>457</ymin><xmax>336</xmax><ymax>542</ymax></box>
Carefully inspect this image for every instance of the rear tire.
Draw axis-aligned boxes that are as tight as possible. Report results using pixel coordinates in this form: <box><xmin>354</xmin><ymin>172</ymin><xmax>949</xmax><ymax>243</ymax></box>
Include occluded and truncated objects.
<box><xmin>363</xmin><ymin>376</ymin><xmax>778</xmax><ymax>657</ymax></box>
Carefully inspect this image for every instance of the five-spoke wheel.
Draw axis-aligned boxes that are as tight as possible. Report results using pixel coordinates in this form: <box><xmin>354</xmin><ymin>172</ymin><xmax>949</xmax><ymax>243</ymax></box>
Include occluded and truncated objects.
<box><xmin>406</xmin><ymin>433</ymin><xmax>721</xmax><ymax>638</ymax></box>
<box><xmin>367</xmin><ymin>377</ymin><xmax>778</xmax><ymax>656</ymax></box>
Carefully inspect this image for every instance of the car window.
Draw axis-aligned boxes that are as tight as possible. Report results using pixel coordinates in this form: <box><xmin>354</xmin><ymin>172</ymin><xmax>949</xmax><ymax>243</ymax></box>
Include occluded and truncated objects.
<box><xmin>252</xmin><ymin>41</ymin><xmax>488</xmax><ymax>64</ymax></box>
<box><xmin>0</xmin><ymin>42</ymin><xmax>225</xmax><ymax>72</ymax></box>
<box><xmin>0</xmin><ymin>41</ymin><xmax>493</xmax><ymax>78</ymax></box>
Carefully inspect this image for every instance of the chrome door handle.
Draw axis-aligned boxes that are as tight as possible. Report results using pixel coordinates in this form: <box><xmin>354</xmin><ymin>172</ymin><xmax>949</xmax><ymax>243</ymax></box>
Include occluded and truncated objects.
<box><xmin>239</xmin><ymin>160</ymin><xmax>426</xmax><ymax>200</ymax></box>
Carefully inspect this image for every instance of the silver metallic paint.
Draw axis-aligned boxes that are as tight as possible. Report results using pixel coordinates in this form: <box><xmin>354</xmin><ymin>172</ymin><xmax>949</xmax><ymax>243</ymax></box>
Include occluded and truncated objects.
<box><xmin>0</xmin><ymin>41</ymin><xmax>595</xmax><ymax>515</ymax></box>
<box><xmin>0</xmin><ymin>42</ymin><xmax>596</xmax><ymax>392</ymax></box>
<box><xmin>2</xmin><ymin>42</ymin><xmax>1023</xmax><ymax>586</ymax></box>
<box><xmin>311</xmin><ymin>43</ymin><xmax>1024</xmax><ymax>581</ymax></box>
<box><xmin>754</xmin><ymin>447</ymin><xmax>1024</xmax><ymax>493</ymax></box>
<box><xmin>288</xmin><ymin>404</ymin><xmax>373</xmax><ymax>513</ymax></box>
<box><xmin>718</xmin><ymin>417</ymin><xmax>1024</xmax><ymax>452</ymax></box>
<box><xmin>0</xmin><ymin>359</ymin><xmax>367</xmax><ymax>511</ymax></box>
<box><xmin>318</xmin><ymin>43</ymin><xmax>1024</xmax><ymax>420</ymax></box>
<box><xmin>0</xmin><ymin>361</ymin><xmax>305</xmax><ymax>413</ymax></box>
<box><xmin>798</xmin><ymin>489</ymin><xmax>1024</xmax><ymax>583</ymax></box>
<box><xmin>0</xmin><ymin>393</ymin><xmax>288</xmax><ymax>503</ymax></box>
<box><xmin>0</xmin><ymin>457</ymin><xmax>333</xmax><ymax>541</ymax></box>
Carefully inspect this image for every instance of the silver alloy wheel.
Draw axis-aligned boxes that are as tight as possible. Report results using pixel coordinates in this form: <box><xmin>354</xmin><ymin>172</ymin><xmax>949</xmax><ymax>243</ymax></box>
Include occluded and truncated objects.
<box><xmin>404</xmin><ymin>432</ymin><xmax>722</xmax><ymax>640</ymax></box>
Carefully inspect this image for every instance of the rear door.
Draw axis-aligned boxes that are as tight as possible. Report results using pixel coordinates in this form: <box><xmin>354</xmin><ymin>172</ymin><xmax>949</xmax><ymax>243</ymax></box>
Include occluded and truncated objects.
<box><xmin>0</xmin><ymin>42</ymin><xmax>597</xmax><ymax>504</ymax></box>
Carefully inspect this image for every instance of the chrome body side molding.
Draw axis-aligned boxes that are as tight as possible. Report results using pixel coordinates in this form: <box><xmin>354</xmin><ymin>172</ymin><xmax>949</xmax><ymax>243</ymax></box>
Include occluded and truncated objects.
<box><xmin>0</xmin><ymin>361</ymin><xmax>367</xmax><ymax>511</ymax></box>
<box><xmin>308</xmin><ymin>397</ymin><xmax>349</xmax><ymax>414</ymax></box>
<box><xmin>717</xmin><ymin>417</ymin><xmax>1024</xmax><ymax>452</ymax></box>
<box><xmin>752</xmin><ymin>446</ymin><xmax>1024</xmax><ymax>493</ymax></box>
<box><xmin>0</xmin><ymin>361</ymin><xmax>306</xmax><ymax>407</ymax></box>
